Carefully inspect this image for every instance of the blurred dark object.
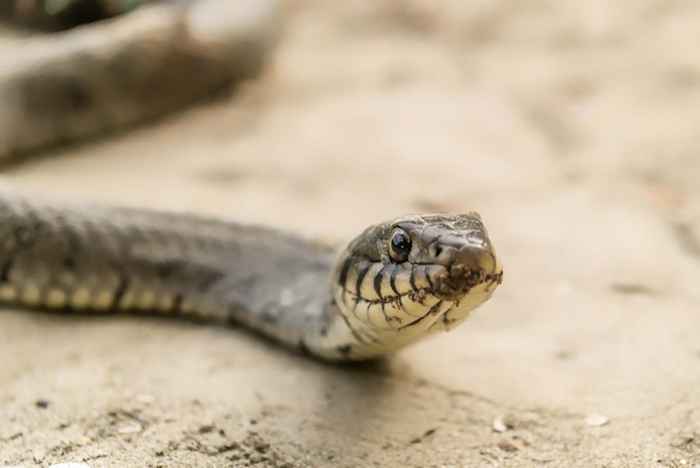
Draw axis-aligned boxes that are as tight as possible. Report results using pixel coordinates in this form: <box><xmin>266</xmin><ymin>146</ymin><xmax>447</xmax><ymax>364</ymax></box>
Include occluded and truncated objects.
<box><xmin>0</xmin><ymin>0</ymin><xmax>154</xmax><ymax>30</ymax></box>
<box><xmin>0</xmin><ymin>0</ymin><xmax>281</xmax><ymax>161</ymax></box>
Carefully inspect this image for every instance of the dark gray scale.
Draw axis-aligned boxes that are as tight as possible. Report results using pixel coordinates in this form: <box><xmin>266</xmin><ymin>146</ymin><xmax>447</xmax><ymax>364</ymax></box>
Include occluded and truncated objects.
<box><xmin>372</xmin><ymin>263</ymin><xmax>391</xmax><ymax>323</ymax></box>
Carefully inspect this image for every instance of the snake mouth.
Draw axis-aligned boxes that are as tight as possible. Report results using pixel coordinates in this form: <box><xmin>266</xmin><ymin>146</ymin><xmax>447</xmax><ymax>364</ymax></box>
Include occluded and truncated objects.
<box><xmin>433</xmin><ymin>265</ymin><xmax>503</xmax><ymax>301</ymax></box>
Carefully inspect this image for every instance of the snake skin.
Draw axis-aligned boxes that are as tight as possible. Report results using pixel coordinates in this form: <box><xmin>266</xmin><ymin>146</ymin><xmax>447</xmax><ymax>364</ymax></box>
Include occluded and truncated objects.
<box><xmin>0</xmin><ymin>189</ymin><xmax>502</xmax><ymax>361</ymax></box>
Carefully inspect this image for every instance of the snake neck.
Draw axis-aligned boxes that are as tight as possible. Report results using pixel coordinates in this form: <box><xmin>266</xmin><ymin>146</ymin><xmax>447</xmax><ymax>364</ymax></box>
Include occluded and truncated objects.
<box><xmin>0</xmin><ymin>189</ymin><xmax>358</xmax><ymax>359</ymax></box>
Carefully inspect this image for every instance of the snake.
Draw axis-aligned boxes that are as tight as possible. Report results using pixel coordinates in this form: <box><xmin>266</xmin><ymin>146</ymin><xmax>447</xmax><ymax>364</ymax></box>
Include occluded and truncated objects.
<box><xmin>0</xmin><ymin>188</ymin><xmax>503</xmax><ymax>361</ymax></box>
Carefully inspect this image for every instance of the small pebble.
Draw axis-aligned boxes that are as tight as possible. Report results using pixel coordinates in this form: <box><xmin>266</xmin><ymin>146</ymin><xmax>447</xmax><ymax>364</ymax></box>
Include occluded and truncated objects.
<box><xmin>497</xmin><ymin>440</ymin><xmax>519</xmax><ymax>452</ymax></box>
<box><xmin>493</xmin><ymin>416</ymin><xmax>508</xmax><ymax>433</ymax></box>
<box><xmin>493</xmin><ymin>414</ymin><xmax>518</xmax><ymax>432</ymax></box>
<box><xmin>585</xmin><ymin>414</ymin><xmax>609</xmax><ymax>427</ymax></box>
<box><xmin>136</xmin><ymin>394</ymin><xmax>155</xmax><ymax>405</ymax></box>
<box><xmin>117</xmin><ymin>422</ymin><xmax>143</xmax><ymax>434</ymax></box>
<box><xmin>198</xmin><ymin>424</ymin><xmax>216</xmax><ymax>434</ymax></box>
<box><xmin>35</xmin><ymin>399</ymin><xmax>50</xmax><ymax>409</ymax></box>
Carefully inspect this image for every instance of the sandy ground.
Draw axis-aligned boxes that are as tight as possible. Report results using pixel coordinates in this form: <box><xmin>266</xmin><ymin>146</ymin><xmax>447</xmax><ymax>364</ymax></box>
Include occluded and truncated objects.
<box><xmin>2</xmin><ymin>1</ymin><xmax>700</xmax><ymax>466</ymax></box>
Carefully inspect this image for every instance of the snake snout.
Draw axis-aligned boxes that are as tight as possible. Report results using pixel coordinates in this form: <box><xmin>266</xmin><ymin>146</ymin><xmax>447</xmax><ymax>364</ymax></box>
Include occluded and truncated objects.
<box><xmin>433</xmin><ymin>241</ymin><xmax>501</xmax><ymax>300</ymax></box>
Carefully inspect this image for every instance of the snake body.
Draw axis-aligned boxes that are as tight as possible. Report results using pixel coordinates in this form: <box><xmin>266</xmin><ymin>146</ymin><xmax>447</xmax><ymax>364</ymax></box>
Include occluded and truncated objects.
<box><xmin>0</xmin><ymin>189</ymin><xmax>502</xmax><ymax>361</ymax></box>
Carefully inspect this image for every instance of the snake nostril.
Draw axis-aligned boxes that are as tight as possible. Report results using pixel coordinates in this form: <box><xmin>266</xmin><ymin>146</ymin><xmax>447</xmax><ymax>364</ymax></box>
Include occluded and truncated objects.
<box><xmin>467</xmin><ymin>270</ymin><xmax>482</xmax><ymax>285</ymax></box>
<box><xmin>433</xmin><ymin>245</ymin><xmax>443</xmax><ymax>257</ymax></box>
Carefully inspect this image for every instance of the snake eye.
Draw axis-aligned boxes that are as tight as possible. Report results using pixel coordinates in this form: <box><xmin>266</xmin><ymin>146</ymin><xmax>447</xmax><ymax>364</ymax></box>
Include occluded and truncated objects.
<box><xmin>389</xmin><ymin>228</ymin><xmax>411</xmax><ymax>263</ymax></box>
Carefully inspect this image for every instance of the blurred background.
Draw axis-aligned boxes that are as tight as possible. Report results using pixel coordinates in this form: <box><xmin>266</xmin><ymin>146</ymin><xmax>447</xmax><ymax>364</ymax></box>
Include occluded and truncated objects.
<box><xmin>1</xmin><ymin>1</ymin><xmax>699</xmax><ymax>467</ymax></box>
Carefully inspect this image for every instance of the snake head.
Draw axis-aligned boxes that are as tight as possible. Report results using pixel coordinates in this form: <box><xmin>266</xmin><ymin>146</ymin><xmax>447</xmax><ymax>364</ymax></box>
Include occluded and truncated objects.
<box><xmin>330</xmin><ymin>213</ymin><xmax>503</xmax><ymax>358</ymax></box>
<box><xmin>389</xmin><ymin>214</ymin><xmax>503</xmax><ymax>301</ymax></box>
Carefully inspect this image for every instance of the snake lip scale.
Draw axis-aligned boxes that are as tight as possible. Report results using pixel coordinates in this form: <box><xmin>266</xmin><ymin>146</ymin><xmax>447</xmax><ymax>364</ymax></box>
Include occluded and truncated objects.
<box><xmin>0</xmin><ymin>189</ymin><xmax>503</xmax><ymax>362</ymax></box>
